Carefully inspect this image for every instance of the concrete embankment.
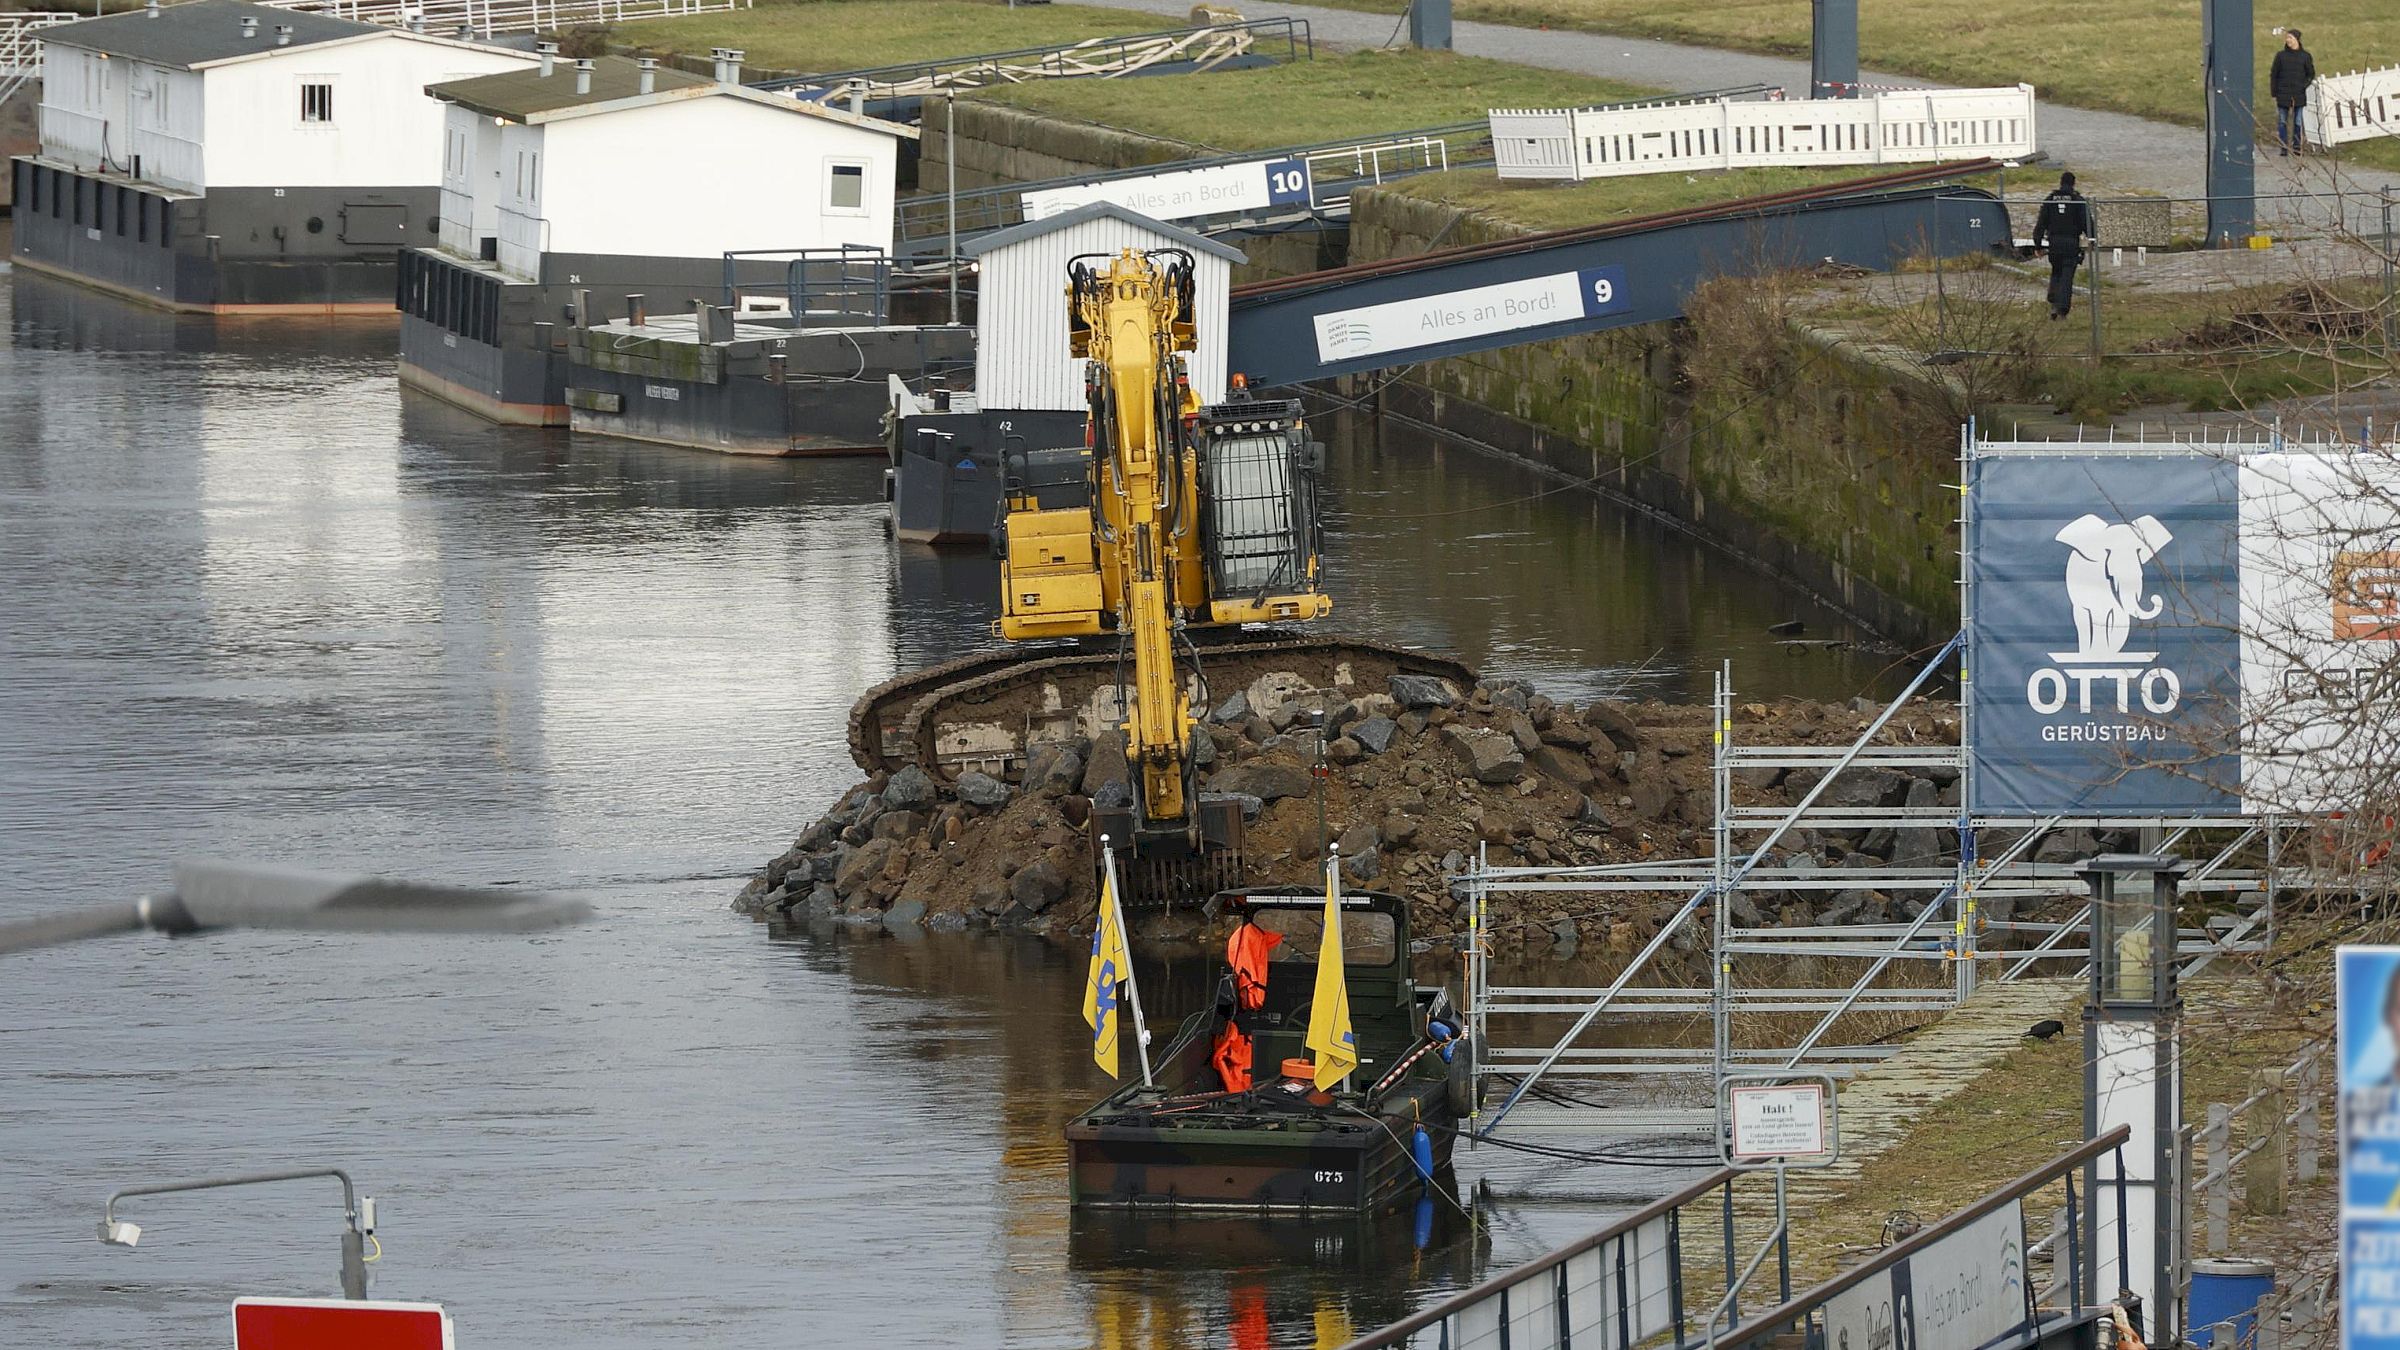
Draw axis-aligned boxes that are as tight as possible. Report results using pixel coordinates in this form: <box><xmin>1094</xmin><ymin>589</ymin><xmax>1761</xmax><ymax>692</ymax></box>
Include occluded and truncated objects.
<box><xmin>919</xmin><ymin>101</ymin><xmax>1960</xmax><ymax>642</ymax></box>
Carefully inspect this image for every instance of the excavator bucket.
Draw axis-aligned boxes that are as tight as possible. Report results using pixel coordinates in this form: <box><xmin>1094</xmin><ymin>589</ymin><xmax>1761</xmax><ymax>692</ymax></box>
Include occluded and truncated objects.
<box><xmin>1089</xmin><ymin>797</ymin><xmax>1246</xmax><ymax>909</ymax></box>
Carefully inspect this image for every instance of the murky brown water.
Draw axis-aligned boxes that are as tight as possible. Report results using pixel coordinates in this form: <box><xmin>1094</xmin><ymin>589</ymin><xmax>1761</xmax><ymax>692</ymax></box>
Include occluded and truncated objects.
<box><xmin>0</xmin><ymin>251</ymin><xmax>1885</xmax><ymax>1348</ymax></box>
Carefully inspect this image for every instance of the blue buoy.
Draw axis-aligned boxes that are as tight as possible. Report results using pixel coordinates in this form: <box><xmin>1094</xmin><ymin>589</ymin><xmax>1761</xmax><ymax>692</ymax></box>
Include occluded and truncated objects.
<box><xmin>2189</xmin><ymin>1259</ymin><xmax>2274</xmax><ymax>1349</ymax></box>
<box><xmin>1429</xmin><ymin>1020</ymin><xmax>1457</xmax><ymax>1062</ymax></box>
<box><xmin>1409</xmin><ymin>1125</ymin><xmax>1436</xmax><ymax>1183</ymax></box>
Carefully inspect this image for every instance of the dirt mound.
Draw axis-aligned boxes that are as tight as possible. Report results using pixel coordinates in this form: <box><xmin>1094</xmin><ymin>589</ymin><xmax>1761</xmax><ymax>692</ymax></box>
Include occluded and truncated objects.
<box><xmin>735</xmin><ymin>672</ymin><xmax>2044</xmax><ymax>955</ymax></box>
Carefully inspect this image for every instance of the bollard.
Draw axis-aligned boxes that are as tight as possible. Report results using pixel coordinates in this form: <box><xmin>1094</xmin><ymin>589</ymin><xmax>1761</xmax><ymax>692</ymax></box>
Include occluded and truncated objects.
<box><xmin>2207</xmin><ymin>1102</ymin><xmax>2232</xmax><ymax>1253</ymax></box>
<box><xmin>2296</xmin><ymin>1058</ymin><xmax>2321</xmax><ymax>1184</ymax></box>
<box><xmin>2248</xmin><ymin>1069</ymin><xmax>2287</xmax><ymax>1217</ymax></box>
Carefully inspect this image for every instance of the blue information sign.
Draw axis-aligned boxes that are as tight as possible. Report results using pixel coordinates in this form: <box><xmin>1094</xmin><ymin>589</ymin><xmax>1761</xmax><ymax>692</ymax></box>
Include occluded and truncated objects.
<box><xmin>1576</xmin><ymin>265</ymin><xmax>1629</xmax><ymax>319</ymax></box>
<box><xmin>2348</xmin><ymin>947</ymin><xmax>2400</xmax><ymax>1350</ymax></box>
<box><xmin>1262</xmin><ymin>158</ymin><xmax>1311</xmax><ymax>207</ymax></box>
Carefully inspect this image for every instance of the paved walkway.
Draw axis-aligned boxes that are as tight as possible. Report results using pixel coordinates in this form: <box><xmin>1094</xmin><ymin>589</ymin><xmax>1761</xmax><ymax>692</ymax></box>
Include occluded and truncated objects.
<box><xmin>1090</xmin><ymin>0</ymin><xmax>2400</xmax><ymax>205</ymax></box>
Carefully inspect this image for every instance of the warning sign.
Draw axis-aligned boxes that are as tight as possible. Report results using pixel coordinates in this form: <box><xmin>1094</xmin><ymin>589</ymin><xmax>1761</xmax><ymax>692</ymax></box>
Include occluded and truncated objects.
<box><xmin>1729</xmin><ymin>1082</ymin><xmax>1830</xmax><ymax>1161</ymax></box>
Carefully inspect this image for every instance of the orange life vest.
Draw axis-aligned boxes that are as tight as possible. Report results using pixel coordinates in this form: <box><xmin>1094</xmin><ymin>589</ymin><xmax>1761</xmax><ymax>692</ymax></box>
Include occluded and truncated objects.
<box><xmin>1227</xmin><ymin>919</ymin><xmax>1282</xmax><ymax>1012</ymax></box>
<box><xmin>1212</xmin><ymin>1022</ymin><xmax>1255</xmax><ymax>1093</ymax></box>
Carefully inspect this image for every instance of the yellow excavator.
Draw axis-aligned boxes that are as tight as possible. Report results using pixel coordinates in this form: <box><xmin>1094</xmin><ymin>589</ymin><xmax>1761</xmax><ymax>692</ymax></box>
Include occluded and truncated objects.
<box><xmin>995</xmin><ymin>247</ymin><xmax>1332</xmax><ymax>890</ymax></box>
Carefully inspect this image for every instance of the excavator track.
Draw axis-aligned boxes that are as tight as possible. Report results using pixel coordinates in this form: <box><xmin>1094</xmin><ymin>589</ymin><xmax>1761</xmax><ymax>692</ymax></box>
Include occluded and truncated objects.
<box><xmin>849</xmin><ymin>633</ymin><xmax>1478</xmax><ymax>781</ymax></box>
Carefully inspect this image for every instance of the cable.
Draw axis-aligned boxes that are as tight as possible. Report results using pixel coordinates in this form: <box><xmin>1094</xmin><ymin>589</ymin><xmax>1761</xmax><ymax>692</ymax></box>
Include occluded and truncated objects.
<box><xmin>363</xmin><ymin>1234</ymin><xmax>383</xmax><ymax>1263</ymax></box>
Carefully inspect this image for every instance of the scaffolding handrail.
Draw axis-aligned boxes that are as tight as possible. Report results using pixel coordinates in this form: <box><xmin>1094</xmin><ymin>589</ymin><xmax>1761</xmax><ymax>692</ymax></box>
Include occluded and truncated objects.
<box><xmin>752</xmin><ymin>16</ymin><xmax>1309</xmax><ymax>95</ymax></box>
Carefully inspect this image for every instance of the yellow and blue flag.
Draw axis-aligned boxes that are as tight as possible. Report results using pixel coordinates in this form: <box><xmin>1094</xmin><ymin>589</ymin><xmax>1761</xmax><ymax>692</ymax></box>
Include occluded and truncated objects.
<box><xmin>1083</xmin><ymin>867</ymin><xmax>1132</xmax><ymax>1078</ymax></box>
<box><xmin>1304</xmin><ymin>862</ymin><xmax>1358</xmax><ymax>1091</ymax></box>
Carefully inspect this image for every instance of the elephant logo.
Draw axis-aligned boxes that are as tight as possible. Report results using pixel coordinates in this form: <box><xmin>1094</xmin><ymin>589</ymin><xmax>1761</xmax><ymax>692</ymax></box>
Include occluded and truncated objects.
<box><xmin>2052</xmin><ymin>513</ymin><xmax>2173</xmax><ymax>663</ymax></box>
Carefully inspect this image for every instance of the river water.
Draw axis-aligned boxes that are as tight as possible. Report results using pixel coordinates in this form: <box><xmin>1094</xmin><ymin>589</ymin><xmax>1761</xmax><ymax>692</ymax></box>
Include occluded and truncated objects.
<box><xmin>0</xmin><ymin>257</ymin><xmax>1884</xmax><ymax>1348</ymax></box>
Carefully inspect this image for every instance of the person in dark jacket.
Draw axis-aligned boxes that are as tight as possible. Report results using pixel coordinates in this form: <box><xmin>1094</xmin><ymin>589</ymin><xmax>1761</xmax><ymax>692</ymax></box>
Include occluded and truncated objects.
<box><xmin>2271</xmin><ymin>29</ymin><xmax>2317</xmax><ymax>156</ymax></box>
<box><xmin>2030</xmin><ymin>172</ymin><xmax>2093</xmax><ymax>320</ymax></box>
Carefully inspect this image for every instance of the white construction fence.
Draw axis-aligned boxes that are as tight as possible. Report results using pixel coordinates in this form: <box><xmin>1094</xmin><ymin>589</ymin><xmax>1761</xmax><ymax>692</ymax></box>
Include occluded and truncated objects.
<box><xmin>1491</xmin><ymin>85</ymin><xmax>2037</xmax><ymax>182</ymax></box>
<box><xmin>2307</xmin><ymin>64</ymin><xmax>2400</xmax><ymax>148</ymax></box>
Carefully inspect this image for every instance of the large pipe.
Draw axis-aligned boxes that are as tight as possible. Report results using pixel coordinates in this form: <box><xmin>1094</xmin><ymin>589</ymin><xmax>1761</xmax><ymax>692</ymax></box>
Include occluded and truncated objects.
<box><xmin>537</xmin><ymin>40</ymin><xmax>557</xmax><ymax>78</ymax></box>
<box><xmin>574</xmin><ymin>59</ymin><xmax>593</xmax><ymax>96</ymax></box>
<box><xmin>637</xmin><ymin>57</ymin><xmax>656</xmax><ymax>95</ymax></box>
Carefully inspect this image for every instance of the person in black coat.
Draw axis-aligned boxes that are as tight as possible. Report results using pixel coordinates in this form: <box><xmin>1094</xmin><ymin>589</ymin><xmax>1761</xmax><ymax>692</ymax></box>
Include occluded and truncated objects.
<box><xmin>2030</xmin><ymin>172</ymin><xmax>2094</xmax><ymax>320</ymax></box>
<box><xmin>2271</xmin><ymin>29</ymin><xmax>2318</xmax><ymax>156</ymax></box>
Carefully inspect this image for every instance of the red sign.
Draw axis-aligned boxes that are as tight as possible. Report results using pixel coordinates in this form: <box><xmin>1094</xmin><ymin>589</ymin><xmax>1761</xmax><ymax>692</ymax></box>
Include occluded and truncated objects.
<box><xmin>232</xmin><ymin>1298</ymin><xmax>451</xmax><ymax>1350</ymax></box>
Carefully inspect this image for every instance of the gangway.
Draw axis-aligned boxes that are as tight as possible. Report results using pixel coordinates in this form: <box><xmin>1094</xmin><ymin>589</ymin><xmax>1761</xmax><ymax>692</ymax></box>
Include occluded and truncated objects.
<box><xmin>1225</xmin><ymin>161</ymin><xmax>2013</xmax><ymax>387</ymax></box>
<box><xmin>894</xmin><ymin>85</ymin><xmax>1781</xmax><ymax>259</ymax></box>
<box><xmin>1341</xmin><ymin>1128</ymin><xmax>2133</xmax><ymax>1350</ymax></box>
<box><xmin>753</xmin><ymin>17</ymin><xmax>1308</xmax><ymax>119</ymax></box>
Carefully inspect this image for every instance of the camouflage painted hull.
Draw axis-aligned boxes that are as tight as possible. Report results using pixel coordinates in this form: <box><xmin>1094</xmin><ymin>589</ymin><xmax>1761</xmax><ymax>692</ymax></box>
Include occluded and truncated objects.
<box><xmin>1066</xmin><ymin>1079</ymin><xmax>1455</xmax><ymax>1213</ymax></box>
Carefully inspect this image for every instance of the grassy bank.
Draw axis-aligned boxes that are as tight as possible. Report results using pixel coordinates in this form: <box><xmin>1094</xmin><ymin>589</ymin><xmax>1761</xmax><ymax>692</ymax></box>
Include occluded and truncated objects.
<box><xmin>619</xmin><ymin>0</ymin><xmax>1156</xmax><ymax>77</ymax></box>
<box><xmin>1295</xmin><ymin>0</ymin><xmax>2400</xmax><ymax>170</ymax></box>
<box><xmin>1375</xmin><ymin>163</ymin><xmax>1898</xmax><ymax>231</ymax></box>
<box><xmin>973</xmin><ymin>48</ymin><xmax>1655</xmax><ymax>151</ymax></box>
<box><xmin>1786</xmin><ymin>975</ymin><xmax>2324</xmax><ymax>1284</ymax></box>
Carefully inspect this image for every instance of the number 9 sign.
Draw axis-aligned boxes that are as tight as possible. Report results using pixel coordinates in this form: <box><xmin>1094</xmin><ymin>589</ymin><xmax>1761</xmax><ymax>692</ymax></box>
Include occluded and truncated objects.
<box><xmin>1577</xmin><ymin>265</ymin><xmax>1628</xmax><ymax>318</ymax></box>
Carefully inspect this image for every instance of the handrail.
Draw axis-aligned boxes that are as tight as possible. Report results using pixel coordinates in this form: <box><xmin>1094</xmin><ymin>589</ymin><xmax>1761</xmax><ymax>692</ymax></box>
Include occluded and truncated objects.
<box><xmin>1710</xmin><ymin>1125</ymin><xmax>2132</xmax><ymax>1350</ymax></box>
<box><xmin>1338</xmin><ymin>1165</ymin><xmax>1743</xmax><ymax>1350</ymax></box>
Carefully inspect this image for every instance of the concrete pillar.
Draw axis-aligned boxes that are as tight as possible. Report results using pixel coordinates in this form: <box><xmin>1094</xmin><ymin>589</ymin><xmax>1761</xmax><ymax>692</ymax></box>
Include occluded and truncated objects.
<box><xmin>1408</xmin><ymin>0</ymin><xmax>1451</xmax><ymax>51</ymax></box>
<box><xmin>2203</xmin><ymin>0</ymin><xmax>2256</xmax><ymax>244</ymax></box>
<box><xmin>2247</xmin><ymin>1068</ymin><xmax>2288</xmax><ymax>1216</ymax></box>
<box><xmin>1811</xmin><ymin>0</ymin><xmax>1859</xmax><ymax>98</ymax></box>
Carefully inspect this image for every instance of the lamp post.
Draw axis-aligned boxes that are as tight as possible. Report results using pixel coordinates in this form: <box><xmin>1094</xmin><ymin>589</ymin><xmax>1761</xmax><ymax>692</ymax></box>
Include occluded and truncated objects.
<box><xmin>2079</xmin><ymin>853</ymin><xmax>2187</xmax><ymax>1343</ymax></box>
<box><xmin>100</xmin><ymin>1167</ymin><xmax>375</xmax><ymax>1300</ymax></box>
<box><xmin>0</xmin><ymin>859</ymin><xmax>591</xmax><ymax>957</ymax></box>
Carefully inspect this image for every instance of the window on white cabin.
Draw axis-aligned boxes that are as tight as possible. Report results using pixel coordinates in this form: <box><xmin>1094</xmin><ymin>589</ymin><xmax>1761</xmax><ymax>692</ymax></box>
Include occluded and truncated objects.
<box><xmin>300</xmin><ymin>82</ymin><xmax>334</xmax><ymax>125</ymax></box>
<box><xmin>826</xmin><ymin>160</ymin><xmax>867</xmax><ymax>213</ymax></box>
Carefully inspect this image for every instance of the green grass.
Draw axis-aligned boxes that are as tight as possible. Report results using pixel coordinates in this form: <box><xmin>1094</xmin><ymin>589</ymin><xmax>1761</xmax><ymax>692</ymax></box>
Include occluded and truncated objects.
<box><xmin>974</xmin><ymin>48</ymin><xmax>1658</xmax><ymax>152</ymax></box>
<box><xmin>620</xmin><ymin>0</ymin><xmax>1147</xmax><ymax>77</ymax></box>
<box><xmin>1288</xmin><ymin>0</ymin><xmax>2400</xmax><ymax>171</ymax></box>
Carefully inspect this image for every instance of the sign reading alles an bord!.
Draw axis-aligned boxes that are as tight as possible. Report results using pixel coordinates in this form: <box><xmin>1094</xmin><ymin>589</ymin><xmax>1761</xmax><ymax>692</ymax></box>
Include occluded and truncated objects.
<box><xmin>1022</xmin><ymin>157</ymin><xmax>1311</xmax><ymax>226</ymax></box>
<box><xmin>1310</xmin><ymin>266</ymin><xmax>1629</xmax><ymax>364</ymax></box>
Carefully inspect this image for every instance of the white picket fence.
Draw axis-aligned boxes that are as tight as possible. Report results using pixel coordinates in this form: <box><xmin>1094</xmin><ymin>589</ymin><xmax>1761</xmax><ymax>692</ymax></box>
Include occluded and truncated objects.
<box><xmin>263</xmin><ymin>0</ymin><xmax>745</xmax><ymax>33</ymax></box>
<box><xmin>2306</xmin><ymin>65</ymin><xmax>2400</xmax><ymax>148</ymax></box>
<box><xmin>1492</xmin><ymin>84</ymin><xmax>2037</xmax><ymax>181</ymax></box>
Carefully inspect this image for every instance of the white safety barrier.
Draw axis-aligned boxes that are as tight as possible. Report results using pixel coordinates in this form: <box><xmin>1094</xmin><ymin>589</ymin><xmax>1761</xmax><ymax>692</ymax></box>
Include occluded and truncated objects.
<box><xmin>2306</xmin><ymin>65</ymin><xmax>2400</xmax><ymax>148</ymax></box>
<box><xmin>1492</xmin><ymin>85</ymin><xmax>2037</xmax><ymax>182</ymax></box>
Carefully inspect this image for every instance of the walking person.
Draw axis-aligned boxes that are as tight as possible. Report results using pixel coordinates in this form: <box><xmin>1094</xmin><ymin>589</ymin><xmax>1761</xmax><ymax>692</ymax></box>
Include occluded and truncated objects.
<box><xmin>2271</xmin><ymin>28</ymin><xmax>2317</xmax><ymax>156</ymax></box>
<box><xmin>2030</xmin><ymin>172</ymin><xmax>2093</xmax><ymax>321</ymax></box>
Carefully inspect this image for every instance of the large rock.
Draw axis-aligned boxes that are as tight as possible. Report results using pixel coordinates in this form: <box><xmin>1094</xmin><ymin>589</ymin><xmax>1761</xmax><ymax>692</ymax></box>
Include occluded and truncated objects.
<box><xmin>1040</xmin><ymin>748</ymin><xmax>1084</xmax><ymax>795</ymax></box>
<box><xmin>1498</xmin><ymin>711</ymin><xmax>1542</xmax><ymax>753</ymax></box>
<box><xmin>1532</xmin><ymin>744</ymin><xmax>1595</xmax><ymax>788</ymax></box>
<box><xmin>1081</xmin><ymin>730</ymin><xmax>1130</xmax><ymax>798</ymax></box>
<box><xmin>883</xmin><ymin>764</ymin><xmax>938</xmax><ymax>812</ymax></box>
<box><xmin>1782</xmin><ymin>766</ymin><xmax>1908</xmax><ymax>809</ymax></box>
<box><xmin>1890</xmin><ymin>778</ymin><xmax>1946</xmax><ymax>864</ymax></box>
<box><xmin>954</xmin><ymin>770</ymin><xmax>1013</xmax><ymax>810</ymax></box>
<box><xmin>834</xmin><ymin>838</ymin><xmax>897</xmax><ymax>895</ymax></box>
<box><xmin>1210</xmin><ymin>691</ymin><xmax>1250</xmax><ymax>725</ymax></box>
<box><xmin>1443</xmin><ymin>726</ymin><xmax>1524</xmax><ymax>784</ymax></box>
<box><xmin>1350</xmin><ymin>716</ymin><xmax>1400</xmax><ymax>755</ymax></box>
<box><xmin>1206</xmin><ymin>760</ymin><xmax>1314</xmax><ymax>802</ymax></box>
<box><xmin>1585</xmin><ymin>702</ymin><xmax>1643</xmax><ymax>751</ymax></box>
<box><xmin>1009</xmin><ymin>858</ymin><xmax>1069</xmax><ymax>912</ymax></box>
<box><xmin>871</xmin><ymin>810</ymin><xmax>925</xmax><ymax>842</ymax></box>
<box><xmin>1390</xmin><ymin>673</ymin><xmax>1463</xmax><ymax>710</ymax></box>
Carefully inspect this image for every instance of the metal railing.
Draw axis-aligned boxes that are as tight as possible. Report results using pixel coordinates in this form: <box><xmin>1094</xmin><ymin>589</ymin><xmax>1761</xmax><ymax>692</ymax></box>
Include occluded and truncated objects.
<box><xmin>0</xmin><ymin>11</ymin><xmax>74</xmax><ymax>106</ymax></box>
<box><xmin>2190</xmin><ymin>1043</ymin><xmax>2328</xmax><ymax>1256</ymax></box>
<box><xmin>1344</xmin><ymin>1127</ymin><xmax>2134</xmax><ymax>1350</ymax></box>
<box><xmin>262</xmin><ymin>0</ymin><xmax>744</xmax><ymax>33</ymax></box>
<box><xmin>755</xmin><ymin>17</ymin><xmax>1308</xmax><ymax>102</ymax></box>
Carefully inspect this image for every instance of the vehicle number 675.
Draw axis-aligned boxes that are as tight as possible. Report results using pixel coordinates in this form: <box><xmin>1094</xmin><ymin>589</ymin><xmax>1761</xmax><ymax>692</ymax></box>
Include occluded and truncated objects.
<box><xmin>1313</xmin><ymin>1170</ymin><xmax>1346</xmax><ymax>1183</ymax></box>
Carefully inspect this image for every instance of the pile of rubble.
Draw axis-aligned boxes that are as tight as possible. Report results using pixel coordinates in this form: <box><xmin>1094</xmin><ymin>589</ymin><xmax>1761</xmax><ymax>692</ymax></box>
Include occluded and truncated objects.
<box><xmin>736</xmin><ymin>673</ymin><xmax>2085</xmax><ymax>949</ymax></box>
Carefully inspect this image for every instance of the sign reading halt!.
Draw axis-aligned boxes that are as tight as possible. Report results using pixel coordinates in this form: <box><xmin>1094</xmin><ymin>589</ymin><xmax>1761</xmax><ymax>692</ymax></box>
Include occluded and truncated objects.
<box><xmin>233</xmin><ymin>1298</ymin><xmax>452</xmax><ymax>1350</ymax></box>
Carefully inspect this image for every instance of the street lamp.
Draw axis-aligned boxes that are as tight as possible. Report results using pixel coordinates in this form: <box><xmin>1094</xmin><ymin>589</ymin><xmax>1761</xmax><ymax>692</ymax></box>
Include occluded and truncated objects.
<box><xmin>100</xmin><ymin>1167</ymin><xmax>377</xmax><ymax>1300</ymax></box>
<box><xmin>2078</xmin><ymin>852</ymin><xmax>2187</xmax><ymax>1344</ymax></box>
<box><xmin>0</xmin><ymin>860</ymin><xmax>591</xmax><ymax>957</ymax></box>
